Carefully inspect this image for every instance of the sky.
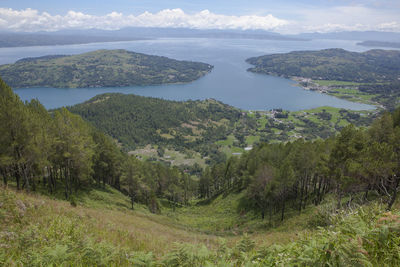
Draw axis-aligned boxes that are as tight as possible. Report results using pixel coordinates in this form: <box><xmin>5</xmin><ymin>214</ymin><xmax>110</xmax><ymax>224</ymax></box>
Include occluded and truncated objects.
<box><xmin>0</xmin><ymin>0</ymin><xmax>399</xmax><ymax>34</ymax></box>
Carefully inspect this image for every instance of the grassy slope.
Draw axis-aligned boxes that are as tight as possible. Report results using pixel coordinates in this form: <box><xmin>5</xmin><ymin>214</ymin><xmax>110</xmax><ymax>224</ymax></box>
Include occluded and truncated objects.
<box><xmin>0</xmin><ymin>185</ymin><xmax>311</xmax><ymax>259</ymax></box>
<box><xmin>2</xmin><ymin>186</ymin><xmax>399</xmax><ymax>266</ymax></box>
<box><xmin>0</xmin><ymin>186</ymin><xmax>218</xmax><ymax>262</ymax></box>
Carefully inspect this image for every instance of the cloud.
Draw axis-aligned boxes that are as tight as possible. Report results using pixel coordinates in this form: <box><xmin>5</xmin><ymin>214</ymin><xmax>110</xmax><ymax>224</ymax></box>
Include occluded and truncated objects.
<box><xmin>0</xmin><ymin>6</ymin><xmax>399</xmax><ymax>34</ymax></box>
<box><xmin>0</xmin><ymin>8</ymin><xmax>289</xmax><ymax>32</ymax></box>
<box><xmin>280</xmin><ymin>5</ymin><xmax>400</xmax><ymax>33</ymax></box>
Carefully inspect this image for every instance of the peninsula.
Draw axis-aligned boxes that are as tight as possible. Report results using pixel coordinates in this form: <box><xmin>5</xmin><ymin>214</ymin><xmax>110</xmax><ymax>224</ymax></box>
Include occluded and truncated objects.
<box><xmin>246</xmin><ymin>48</ymin><xmax>400</xmax><ymax>109</ymax></box>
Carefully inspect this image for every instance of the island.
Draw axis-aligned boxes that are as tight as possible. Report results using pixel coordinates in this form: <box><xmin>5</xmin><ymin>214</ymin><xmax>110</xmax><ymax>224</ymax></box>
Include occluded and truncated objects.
<box><xmin>246</xmin><ymin>48</ymin><xmax>400</xmax><ymax>109</ymax></box>
<box><xmin>0</xmin><ymin>49</ymin><xmax>213</xmax><ymax>88</ymax></box>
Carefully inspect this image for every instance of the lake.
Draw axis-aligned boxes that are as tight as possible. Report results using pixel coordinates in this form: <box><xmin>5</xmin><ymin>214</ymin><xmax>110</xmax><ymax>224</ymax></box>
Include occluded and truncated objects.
<box><xmin>0</xmin><ymin>38</ymin><xmax>375</xmax><ymax>111</ymax></box>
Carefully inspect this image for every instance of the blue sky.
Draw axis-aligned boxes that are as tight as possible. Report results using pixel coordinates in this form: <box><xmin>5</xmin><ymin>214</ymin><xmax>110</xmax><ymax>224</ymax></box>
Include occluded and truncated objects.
<box><xmin>0</xmin><ymin>0</ymin><xmax>399</xmax><ymax>33</ymax></box>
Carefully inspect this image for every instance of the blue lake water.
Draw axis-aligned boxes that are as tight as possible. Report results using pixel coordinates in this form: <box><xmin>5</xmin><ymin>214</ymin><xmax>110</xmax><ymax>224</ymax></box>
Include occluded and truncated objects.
<box><xmin>0</xmin><ymin>38</ymin><xmax>376</xmax><ymax>111</ymax></box>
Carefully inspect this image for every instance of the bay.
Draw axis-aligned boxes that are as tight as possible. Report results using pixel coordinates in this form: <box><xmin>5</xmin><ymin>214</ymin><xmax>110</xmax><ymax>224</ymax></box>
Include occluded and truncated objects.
<box><xmin>0</xmin><ymin>38</ymin><xmax>376</xmax><ymax>110</ymax></box>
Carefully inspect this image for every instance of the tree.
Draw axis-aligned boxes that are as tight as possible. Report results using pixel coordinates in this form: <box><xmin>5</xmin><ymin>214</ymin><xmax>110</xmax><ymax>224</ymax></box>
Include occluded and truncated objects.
<box><xmin>247</xmin><ymin>165</ymin><xmax>275</xmax><ymax>220</ymax></box>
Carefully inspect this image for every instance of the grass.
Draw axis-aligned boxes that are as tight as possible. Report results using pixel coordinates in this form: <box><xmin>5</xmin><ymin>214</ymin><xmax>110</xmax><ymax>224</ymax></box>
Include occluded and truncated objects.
<box><xmin>328</xmin><ymin>88</ymin><xmax>379</xmax><ymax>105</ymax></box>
<box><xmin>0</xmin><ymin>186</ymin><xmax>218</xmax><ymax>261</ymax></box>
<box><xmin>129</xmin><ymin>145</ymin><xmax>206</xmax><ymax>167</ymax></box>
<box><xmin>313</xmin><ymin>80</ymin><xmax>363</xmax><ymax>86</ymax></box>
<box><xmin>245</xmin><ymin>135</ymin><xmax>260</xmax><ymax>145</ymax></box>
<box><xmin>1</xmin><ymin>185</ymin><xmax>399</xmax><ymax>266</ymax></box>
<box><xmin>0</xmin><ymin>184</ymin><xmax>309</xmax><ymax>266</ymax></box>
<box><xmin>215</xmin><ymin>135</ymin><xmax>236</xmax><ymax>146</ymax></box>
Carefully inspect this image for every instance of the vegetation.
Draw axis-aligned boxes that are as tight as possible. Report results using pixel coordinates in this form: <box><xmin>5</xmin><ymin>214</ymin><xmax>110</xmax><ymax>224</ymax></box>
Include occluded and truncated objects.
<box><xmin>1</xmin><ymin>184</ymin><xmax>399</xmax><ymax>266</ymax></box>
<box><xmin>68</xmin><ymin>93</ymin><xmax>253</xmax><ymax>164</ymax></box>
<box><xmin>247</xmin><ymin>48</ymin><xmax>400</xmax><ymax>109</ymax></box>
<box><xmin>0</xmin><ymin>78</ymin><xmax>198</xmax><ymax>213</ymax></box>
<box><xmin>69</xmin><ymin>93</ymin><xmax>374</xmax><ymax>167</ymax></box>
<box><xmin>198</xmin><ymin>108</ymin><xmax>400</xmax><ymax>224</ymax></box>
<box><xmin>0</xmin><ymin>49</ymin><xmax>213</xmax><ymax>88</ymax></box>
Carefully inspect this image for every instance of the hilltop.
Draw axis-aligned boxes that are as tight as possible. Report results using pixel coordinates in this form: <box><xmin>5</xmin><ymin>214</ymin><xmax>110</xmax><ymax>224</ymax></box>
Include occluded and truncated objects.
<box><xmin>0</xmin><ymin>49</ymin><xmax>213</xmax><ymax>88</ymax></box>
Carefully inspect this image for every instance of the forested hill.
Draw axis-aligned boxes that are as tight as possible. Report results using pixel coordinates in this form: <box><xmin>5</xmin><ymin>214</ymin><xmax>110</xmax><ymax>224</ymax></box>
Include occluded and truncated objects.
<box><xmin>69</xmin><ymin>93</ymin><xmax>376</xmax><ymax>166</ymax></box>
<box><xmin>0</xmin><ymin>49</ymin><xmax>213</xmax><ymax>88</ymax></box>
<box><xmin>246</xmin><ymin>48</ymin><xmax>400</xmax><ymax>82</ymax></box>
<box><xmin>68</xmin><ymin>93</ymin><xmax>244</xmax><ymax>150</ymax></box>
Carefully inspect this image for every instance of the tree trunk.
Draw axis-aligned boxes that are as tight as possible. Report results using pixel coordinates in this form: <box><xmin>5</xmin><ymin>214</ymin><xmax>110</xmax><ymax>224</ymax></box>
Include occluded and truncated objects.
<box><xmin>387</xmin><ymin>176</ymin><xmax>400</xmax><ymax>211</ymax></box>
<box><xmin>281</xmin><ymin>199</ymin><xmax>285</xmax><ymax>222</ymax></box>
<box><xmin>131</xmin><ymin>195</ymin><xmax>135</xmax><ymax>210</ymax></box>
<box><xmin>269</xmin><ymin>205</ymin><xmax>272</xmax><ymax>225</ymax></box>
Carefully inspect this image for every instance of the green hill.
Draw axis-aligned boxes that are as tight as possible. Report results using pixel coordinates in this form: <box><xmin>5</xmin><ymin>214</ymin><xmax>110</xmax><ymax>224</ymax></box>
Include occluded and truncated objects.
<box><xmin>0</xmin><ymin>49</ymin><xmax>213</xmax><ymax>88</ymax></box>
<box><xmin>68</xmin><ymin>93</ymin><xmax>243</xmax><ymax>150</ymax></box>
<box><xmin>68</xmin><ymin>93</ymin><xmax>374</xmax><ymax>167</ymax></box>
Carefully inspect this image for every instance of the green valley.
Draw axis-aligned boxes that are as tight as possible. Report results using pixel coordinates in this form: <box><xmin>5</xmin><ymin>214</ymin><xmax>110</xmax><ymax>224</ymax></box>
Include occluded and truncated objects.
<box><xmin>0</xmin><ymin>49</ymin><xmax>213</xmax><ymax>88</ymax></box>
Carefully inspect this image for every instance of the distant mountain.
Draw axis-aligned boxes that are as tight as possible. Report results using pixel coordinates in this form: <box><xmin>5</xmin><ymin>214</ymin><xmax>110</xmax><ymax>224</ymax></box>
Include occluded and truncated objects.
<box><xmin>295</xmin><ymin>31</ymin><xmax>400</xmax><ymax>42</ymax></box>
<box><xmin>0</xmin><ymin>32</ymin><xmax>145</xmax><ymax>48</ymax></box>
<box><xmin>51</xmin><ymin>27</ymin><xmax>306</xmax><ymax>41</ymax></box>
<box><xmin>0</xmin><ymin>27</ymin><xmax>306</xmax><ymax>48</ymax></box>
<box><xmin>0</xmin><ymin>49</ymin><xmax>213</xmax><ymax>88</ymax></box>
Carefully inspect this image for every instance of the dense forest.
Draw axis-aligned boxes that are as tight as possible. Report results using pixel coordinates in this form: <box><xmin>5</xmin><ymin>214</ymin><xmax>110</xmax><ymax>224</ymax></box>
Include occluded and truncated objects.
<box><xmin>68</xmin><ymin>93</ymin><xmax>256</xmax><ymax>164</ymax></box>
<box><xmin>0</xmin><ymin>49</ymin><xmax>213</xmax><ymax>88</ymax></box>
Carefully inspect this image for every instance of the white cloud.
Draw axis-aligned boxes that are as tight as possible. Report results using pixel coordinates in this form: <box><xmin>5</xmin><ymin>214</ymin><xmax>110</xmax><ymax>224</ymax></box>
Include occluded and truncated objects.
<box><xmin>279</xmin><ymin>5</ymin><xmax>400</xmax><ymax>33</ymax></box>
<box><xmin>0</xmin><ymin>8</ymin><xmax>289</xmax><ymax>32</ymax></box>
<box><xmin>0</xmin><ymin>7</ymin><xmax>399</xmax><ymax>34</ymax></box>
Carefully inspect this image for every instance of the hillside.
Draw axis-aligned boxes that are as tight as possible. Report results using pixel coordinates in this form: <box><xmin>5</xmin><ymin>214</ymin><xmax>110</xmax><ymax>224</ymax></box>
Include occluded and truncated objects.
<box><xmin>2</xmin><ymin>185</ymin><xmax>399</xmax><ymax>266</ymax></box>
<box><xmin>69</xmin><ymin>93</ymin><xmax>374</xmax><ymax>166</ymax></box>
<box><xmin>0</xmin><ymin>49</ymin><xmax>213</xmax><ymax>88</ymax></box>
<box><xmin>246</xmin><ymin>49</ymin><xmax>400</xmax><ymax>109</ymax></box>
